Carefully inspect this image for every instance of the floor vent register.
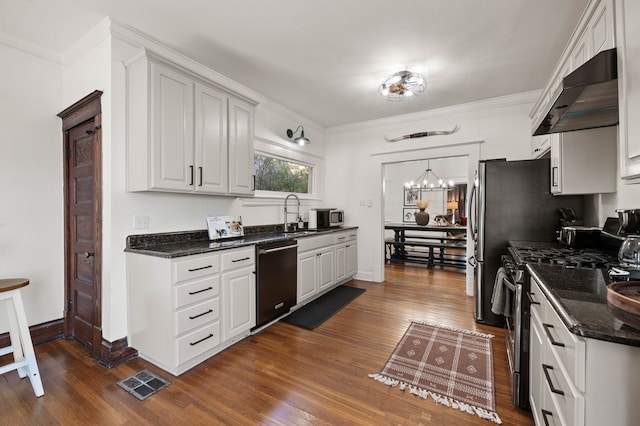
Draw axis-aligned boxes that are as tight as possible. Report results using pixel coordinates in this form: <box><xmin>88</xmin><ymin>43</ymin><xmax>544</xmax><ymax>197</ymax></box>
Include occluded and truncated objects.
<box><xmin>117</xmin><ymin>369</ymin><xmax>171</xmax><ymax>400</ymax></box>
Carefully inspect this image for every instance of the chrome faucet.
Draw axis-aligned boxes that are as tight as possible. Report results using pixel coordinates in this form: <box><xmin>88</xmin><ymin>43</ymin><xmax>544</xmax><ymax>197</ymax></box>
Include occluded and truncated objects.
<box><xmin>284</xmin><ymin>194</ymin><xmax>300</xmax><ymax>232</ymax></box>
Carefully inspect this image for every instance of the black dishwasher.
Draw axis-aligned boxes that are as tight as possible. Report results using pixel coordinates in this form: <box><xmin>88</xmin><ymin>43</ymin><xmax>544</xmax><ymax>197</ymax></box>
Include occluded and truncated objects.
<box><xmin>254</xmin><ymin>240</ymin><xmax>298</xmax><ymax>329</ymax></box>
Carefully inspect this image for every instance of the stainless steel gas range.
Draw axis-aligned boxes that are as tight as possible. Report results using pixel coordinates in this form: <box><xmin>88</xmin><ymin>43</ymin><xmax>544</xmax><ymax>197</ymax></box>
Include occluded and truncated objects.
<box><xmin>501</xmin><ymin>239</ymin><xmax>620</xmax><ymax>409</ymax></box>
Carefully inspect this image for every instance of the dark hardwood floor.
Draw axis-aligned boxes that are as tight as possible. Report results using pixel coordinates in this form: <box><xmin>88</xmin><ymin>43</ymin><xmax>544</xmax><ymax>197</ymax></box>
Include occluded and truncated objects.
<box><xmin>1</xmin><ymin>263</ymin><xmax>534</xmax><ymax>425</ymax></box>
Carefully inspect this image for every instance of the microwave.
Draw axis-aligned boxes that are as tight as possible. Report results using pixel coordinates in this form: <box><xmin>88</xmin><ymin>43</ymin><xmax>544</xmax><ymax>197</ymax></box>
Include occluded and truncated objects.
<box><xmin>308</xmin><ymin>209</ymin><xmax>344</xmax><ymax>229</ymax></box>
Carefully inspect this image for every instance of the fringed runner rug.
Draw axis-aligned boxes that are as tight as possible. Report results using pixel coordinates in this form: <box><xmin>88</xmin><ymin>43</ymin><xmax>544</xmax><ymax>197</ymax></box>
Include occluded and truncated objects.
<box><xmin>369</xmin><ymin>321</ymin><xmax>502</xmax><ymax>424</ymax></box>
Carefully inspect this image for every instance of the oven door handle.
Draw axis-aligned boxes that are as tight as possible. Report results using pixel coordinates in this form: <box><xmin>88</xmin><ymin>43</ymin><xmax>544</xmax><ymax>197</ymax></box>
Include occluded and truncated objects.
<box><xmin>503</xmin><ymin>275</ymin><xmax>516</xmax><ymax>292</ymax></box>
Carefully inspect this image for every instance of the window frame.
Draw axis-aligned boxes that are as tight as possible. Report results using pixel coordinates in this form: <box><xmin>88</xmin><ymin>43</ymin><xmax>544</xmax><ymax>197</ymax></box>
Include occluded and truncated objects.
<box><xmin>249</xmin><ymin>136</ymin><xmax>324</xmax><ymax>202</ymax></box>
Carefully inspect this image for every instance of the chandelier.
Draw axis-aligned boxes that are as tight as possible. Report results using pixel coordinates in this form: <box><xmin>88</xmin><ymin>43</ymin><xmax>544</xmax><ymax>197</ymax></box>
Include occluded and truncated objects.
<box><xmin>379</xmin><ymin>70</ymin><xmax>426</xmax><ymax>101</ymax></box>
<box><xmin>404</xmin><ymin>161</ymin><xmax>454</xmax><ymax>190</ymax></box>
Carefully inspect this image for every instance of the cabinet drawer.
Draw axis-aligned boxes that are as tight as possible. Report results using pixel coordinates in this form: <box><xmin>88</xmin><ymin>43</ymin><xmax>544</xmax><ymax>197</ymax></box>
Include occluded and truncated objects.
<box><xmin>173</xmin><ymin>254</ymin><xmax>220</xmax><ymax>282</ymax></box>
<box><xmin>175</xmin><ymin>276</ymin><xmax>220</xmax><ymax>309</ymax></box>
<box><xmin>297</xmin><ymin>234</ymin><xmax>334</xmax><ymax>252</ymax></box>
<box><xmin>334</xmin><ymin>231</ymin><xmax>356</xmax><ymax>244</ymax></box>
<box><xmin>543</xmin><ymin>350</ymin><xmax>585</xmax><ymax>426</ymax></box>
<box><xmin>539</xmin><ymin>371</ymin><xmax>565</xmax><ymax>426</ymax></box>
<box><xmin>529</xmin><ymin>279</ymin><xmax>545</xmax><ymax>319</ymax></box>
<box><xmin>543</xmin><ymin>304</ymin><xmax>586</xmax><ymax>391</ymax></box>
<box><xmin>176</xmin><ymin>298</ymin><xmax>220</xmax><ymax>335</ymax></box>
<box><xmin>177</xmin><ymin>322</ymin><xmax>221</xmax><ymax>365</ymax></box>
<box><xmin>221</xmin><ymin>247</ymin><xmax>254</xmax><ymax>271</ymax></box>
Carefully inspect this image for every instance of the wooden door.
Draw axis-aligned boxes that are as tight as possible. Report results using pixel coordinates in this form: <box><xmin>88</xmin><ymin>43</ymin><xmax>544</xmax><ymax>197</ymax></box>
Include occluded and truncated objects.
<box><xmin>58</xmin><ymin>91</ymin><xmax>103</xmax><ymax>358</ymax></box>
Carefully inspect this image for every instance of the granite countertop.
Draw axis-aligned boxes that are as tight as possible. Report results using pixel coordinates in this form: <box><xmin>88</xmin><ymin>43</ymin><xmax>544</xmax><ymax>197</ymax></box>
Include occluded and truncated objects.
<box><xmin>125</xmin><ymin>226</ymin><xmax>358</xmax><ymax>259</ymax></box>
<box><xmin>527</xmin><ymin>264</ymin><xmax>640</xmax><ymax>347</ymax></box>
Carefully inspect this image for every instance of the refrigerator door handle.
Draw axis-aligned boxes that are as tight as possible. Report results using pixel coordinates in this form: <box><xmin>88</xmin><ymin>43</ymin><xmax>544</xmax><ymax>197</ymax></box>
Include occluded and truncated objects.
<box><xmin>468</xmin><ymin>171</ymin><xmax>478</xmax><ymax>238</ymax></box>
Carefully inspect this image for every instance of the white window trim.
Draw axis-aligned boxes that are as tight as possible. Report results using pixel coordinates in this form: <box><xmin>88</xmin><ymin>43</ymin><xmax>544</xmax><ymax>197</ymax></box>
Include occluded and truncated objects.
<box><xmin>242</xmin><ymin>136</ymin><xmax>325</xmax><ymax>207</ymax></box>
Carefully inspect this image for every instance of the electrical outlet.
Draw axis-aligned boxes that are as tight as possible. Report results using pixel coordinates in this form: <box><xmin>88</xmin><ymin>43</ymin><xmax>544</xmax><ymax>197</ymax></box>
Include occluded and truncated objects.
<box><xmin>134</xmin><ymin>216</ymin><xmax>150</xmax><ymax>229</ymax></box>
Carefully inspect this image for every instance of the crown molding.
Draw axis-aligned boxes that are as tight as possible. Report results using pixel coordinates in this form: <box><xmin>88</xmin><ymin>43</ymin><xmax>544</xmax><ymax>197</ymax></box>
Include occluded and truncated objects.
<box><xmin>0</xmin><ymin>32</ymin><xmax>62</xmax><ymax>64</ymax></box>
<box><xmin>326</xmin><ymin>90</ymin><xmax>541</xmax><ymax>135</ymax></box>
<box><xmin>62</xmin><ymin>17</ymin><xmax>112</xmax><ymax>67</ymax></box>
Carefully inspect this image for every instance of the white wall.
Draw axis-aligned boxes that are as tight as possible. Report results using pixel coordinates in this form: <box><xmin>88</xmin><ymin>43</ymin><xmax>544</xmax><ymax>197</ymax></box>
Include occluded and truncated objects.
<box><xmin>324</xmin><ymin>93</ymin><xmax>537</xmax><ymax>286</ymax></box>
<box><xmin>0</xmin><ymin>42</ymin><xmax>63</xmax><ymax>331</ymax></box>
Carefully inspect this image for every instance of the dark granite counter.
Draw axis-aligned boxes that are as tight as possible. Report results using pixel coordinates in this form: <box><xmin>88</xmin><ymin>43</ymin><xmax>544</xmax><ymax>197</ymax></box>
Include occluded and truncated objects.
<box><xmin>125</xmin><ymin>227</ymin><xmax>358</xmax><ymax>259</ymax></box>
<box><xmin>527</xmin><ymin>264</ymin><xmax>640</xmax><ymax>347</ymax></box>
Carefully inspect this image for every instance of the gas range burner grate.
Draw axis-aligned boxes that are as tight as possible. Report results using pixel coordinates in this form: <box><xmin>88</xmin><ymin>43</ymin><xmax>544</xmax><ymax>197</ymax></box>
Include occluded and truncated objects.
<box><xmin>514</xmin><ymin>246</ymin><xmax>617</xmax><ymax>270</ymax></box>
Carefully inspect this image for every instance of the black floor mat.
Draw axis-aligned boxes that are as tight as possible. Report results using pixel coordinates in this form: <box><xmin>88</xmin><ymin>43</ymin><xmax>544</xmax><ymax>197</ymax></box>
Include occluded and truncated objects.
<box><xmin>282</xmin><ymin>285</ymin><xmax>366</xmax><ymax>329</ymax></box>
<box><xmin>118</xmin><ymin>369</ymin><xmax>170</xmax><ymax>400</ymax></box>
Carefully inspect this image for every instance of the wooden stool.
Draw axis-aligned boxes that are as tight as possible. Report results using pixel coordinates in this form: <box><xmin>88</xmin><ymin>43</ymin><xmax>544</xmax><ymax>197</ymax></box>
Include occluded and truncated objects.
<box><xmin>0</xmin><ymin>278</ymin><xmax>44</xmax><ymax>397</ymax></box>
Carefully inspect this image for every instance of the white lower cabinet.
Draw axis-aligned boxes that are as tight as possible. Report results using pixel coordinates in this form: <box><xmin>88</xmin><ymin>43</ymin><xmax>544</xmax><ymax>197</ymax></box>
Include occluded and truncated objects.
<box><xmin>296</xmin><ymin>230</ymin><xmax>358</xmax><ymax>305</ymax></box>
<box><xmin>529</xmin><ymin>277</ymin><xmax>640</xmax><ymax>425</ymax></box>
<box><xmin>221</xmin><ymin>247</ymin><xmax>256</xmax><ymax>342</ymax></box>
<box><xmin>334</xmin><ymin>230</ymin><xmax>358</xmax><ymax>283</ymax></box>
<box><xmin>127</xmin><ymin>247</ymin><xmax>255</xmax><ymax>376</ymax></box>
<box><xmin>297</xmin><ymin>238</ymin><xmax>335</xmax><ymax>304</ymax></box>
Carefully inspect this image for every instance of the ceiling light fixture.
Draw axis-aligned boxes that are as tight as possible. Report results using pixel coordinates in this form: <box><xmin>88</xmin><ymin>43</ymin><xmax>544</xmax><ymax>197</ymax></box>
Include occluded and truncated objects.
<box><xmin>286</xmin><ymin>125</ymin><xmax>310</xmax><ymax>146</ymax></box>
<box><xmin>405</xmin><ymin>160</ymin><xmax>454</xmax><ymax>191</ymax></box>
<box><xmin>379</xmin><ymin>70</ymin><xmax>426</xmax><ymax>101</ymax></box>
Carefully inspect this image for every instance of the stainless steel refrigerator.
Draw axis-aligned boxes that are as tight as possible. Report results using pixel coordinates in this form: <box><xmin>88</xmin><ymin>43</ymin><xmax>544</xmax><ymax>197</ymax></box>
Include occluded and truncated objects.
<box><xmin>468</xmin><ymin>158</ymin><xmax>584</xmax><ymax>327</ymax></box>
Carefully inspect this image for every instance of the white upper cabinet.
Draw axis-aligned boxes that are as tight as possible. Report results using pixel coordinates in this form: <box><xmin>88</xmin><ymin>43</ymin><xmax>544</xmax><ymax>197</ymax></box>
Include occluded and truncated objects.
<box><xmin>195</xmin><ymin>83</ymin><xmax>228</xmax><ymax>193</ymax></box>
<box><xmin>228</xmin><ymin>98</ymin><xmax>255</xmax><ymax>195</ymax></box>
<box><xmin>550</xmin><ymin>127</ymin><xmax>617</xmax><ymax>195</ymax></box>
<box><xmin>125</xmin><ymin>49</ymin><xmax>257</xmax><ymax>195</ymax></box>
<box><xmin>616</xmin><ymin>0</ymin><xmax>640</xmax><ymax>181</ymax></box>
<box><xmin>529</xmin><ymin>0</ymin><xmax>615</xmax><ymax>141</ymax></box>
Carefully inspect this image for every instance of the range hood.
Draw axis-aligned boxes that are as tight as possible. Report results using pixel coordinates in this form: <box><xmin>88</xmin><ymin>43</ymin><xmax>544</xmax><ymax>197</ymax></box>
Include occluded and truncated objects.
<box><xmin>534</xmin><ymin>48</ymin><xmax>618</xmax><ymax>136</ymax></box>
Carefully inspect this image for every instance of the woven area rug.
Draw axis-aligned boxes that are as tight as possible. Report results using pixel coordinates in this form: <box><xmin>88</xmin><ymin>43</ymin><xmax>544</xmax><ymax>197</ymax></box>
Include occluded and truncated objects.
<box><xmin>369</xmin><ymin>321</ymin><xmax>502</xmax><ymax>424</ymax></box>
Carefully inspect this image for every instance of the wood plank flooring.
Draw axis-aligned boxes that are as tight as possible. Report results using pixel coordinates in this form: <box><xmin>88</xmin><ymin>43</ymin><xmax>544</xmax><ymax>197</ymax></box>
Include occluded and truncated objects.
<box><xmin>1</xmin><ymin>263</ymin><xmax>534</xmax><ymax>425</ymax></box>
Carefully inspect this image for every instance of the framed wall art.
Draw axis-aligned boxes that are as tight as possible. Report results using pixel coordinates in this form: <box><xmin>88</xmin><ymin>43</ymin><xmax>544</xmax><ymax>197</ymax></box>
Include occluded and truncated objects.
<box><xmin>403</xmin><ymin>208</ymin><xmax>418</xmax><ymax>223</ymax></box>
<box><xmin>404</xmin><ymin>188</ymin><xmax>420</xmax><ymax>206</ymax></box>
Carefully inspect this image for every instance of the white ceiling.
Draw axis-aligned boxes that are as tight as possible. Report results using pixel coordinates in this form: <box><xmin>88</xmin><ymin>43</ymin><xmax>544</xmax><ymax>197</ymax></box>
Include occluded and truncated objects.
<box><xmin>1</xmin><ymin>0</ymin><xmax>590</xmax><ymax>127</ymax></box>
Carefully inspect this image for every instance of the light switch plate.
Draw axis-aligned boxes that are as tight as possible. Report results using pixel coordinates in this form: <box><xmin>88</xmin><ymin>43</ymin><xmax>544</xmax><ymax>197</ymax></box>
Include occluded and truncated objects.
<box><xmin>134</xmin><ymin>215</ymin><xmax>150</xmax><ymax>229</ymax></box>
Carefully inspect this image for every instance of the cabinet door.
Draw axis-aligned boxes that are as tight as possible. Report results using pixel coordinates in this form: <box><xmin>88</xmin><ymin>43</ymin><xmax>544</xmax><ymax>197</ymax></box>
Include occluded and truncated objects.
<box><xmin>531</xmin><ymin>134</ymin><xmax>551</xmax><ymax>158</ymax></box>
<box><xmin>588</xmin><ymin>0</ymin><xmax>615</xmax><ymax>55</ymax></box>
<box><xmin>346</xmin><ymin>243</ymin><xmax>357</xmax><ymax>277</ymax></box>
<box><xmin>618</xmin><ymin>0</ymin><xmax>640</xmax><ymax>180</ymax></box>
<box><xmin>297</xmin><ymin>251</ymin><xmax>317</xmax><ymax>303</ymax></box>
<box><xmin>570</xmin><ymin>31</ymin><xmax>589</xmax><ymax>71</ymax></box>
<box><xmin>195</xmin><ymin>83</ymin><xmax>228</xmax><ymax>194</ymax></box>
<box><xmin>228</xmin><ymin>97</ymin><xmax>255</xmax><ymax>195</ymax></box>
<box><xmin>529</xmin><ymin>310</ymin><xmax>544</xmax><ymax>426</ymax></box>
<box><xmin>222</xmin><ymin>266</ymin><xmax>256</xmax><ymax>341</ymax></box>
<box><xmin>150</xmin><ymin>62</ymin><xmax>194</xmax><ymax>191</ymax></box>
<box><xmin>335</xmin><ymin>244</ymin><xmax>347</xmax><ymax>282</ymax></box>
<box><xmin>549</xmin><ymin>134</ymin><xmax>561</xmax><ymax>194</ymax></box>
<box><xmin>318</xmin><ymin>247</ymin><xmax>336</xmax><ymax>291</ymax></box>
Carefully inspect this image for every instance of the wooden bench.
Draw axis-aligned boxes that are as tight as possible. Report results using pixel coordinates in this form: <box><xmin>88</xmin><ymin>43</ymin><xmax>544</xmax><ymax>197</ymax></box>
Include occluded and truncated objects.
<box><xmin>385</xmin><ymin>237</ymin><xmax>466</xmax><ymax>268</ymax></box>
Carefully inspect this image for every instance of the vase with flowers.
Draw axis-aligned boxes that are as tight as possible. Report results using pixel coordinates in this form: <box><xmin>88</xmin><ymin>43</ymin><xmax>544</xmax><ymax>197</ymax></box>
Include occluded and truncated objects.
<box><xmin>414</xmin><ymin>200</ymin><xmax>430</xmax><ymax>225</ymax></box>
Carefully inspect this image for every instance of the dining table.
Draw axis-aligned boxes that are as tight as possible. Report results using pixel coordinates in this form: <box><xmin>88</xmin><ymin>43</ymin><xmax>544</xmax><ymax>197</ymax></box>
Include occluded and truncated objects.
<box><xmin>384</xmin><ymin>223</ymin><xmax>467</xmax><ymax>267</ymax></box>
